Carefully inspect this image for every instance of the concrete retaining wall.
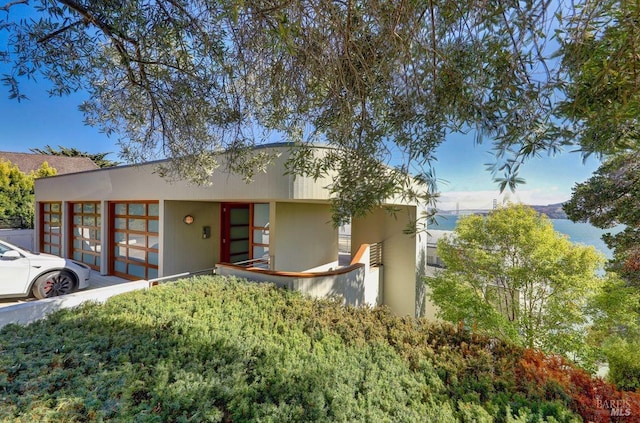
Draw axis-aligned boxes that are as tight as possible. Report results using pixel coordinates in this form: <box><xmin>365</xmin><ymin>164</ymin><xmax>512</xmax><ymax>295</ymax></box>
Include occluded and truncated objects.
<box><xmin>0</xmin><ymin>280</ymin><xmax>149</xmax><ymax>329</ymax></box>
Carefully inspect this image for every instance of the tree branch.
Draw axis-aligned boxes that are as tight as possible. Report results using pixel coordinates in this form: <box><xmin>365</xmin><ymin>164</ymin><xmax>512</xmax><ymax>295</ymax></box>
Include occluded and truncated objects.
<box><xmin>52</xmin><ymin>0</ymin><xmax>174</xmax><ymax>148</ymax></box>
<box><xmin>56</xmin><ymin>0</ymin><xmax>136</xmax><ymax>44</ymax></box>
<box><xmin>0</xmin><ymin>0</ymin><xmax>27</xmax><ymax>13</ymax></box>
<box><xmin>427</xmin><ymin>0</ymin><xmax>437</xmax><ymax>83</ymax></box>
<box><xmin>37</xmin><ymin>19</ymin><xmax>85</xmax><ymax>44</ymax></box>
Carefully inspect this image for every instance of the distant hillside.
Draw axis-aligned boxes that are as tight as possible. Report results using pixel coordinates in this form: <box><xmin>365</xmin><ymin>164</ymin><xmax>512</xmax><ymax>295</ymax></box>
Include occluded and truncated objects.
<box><xmin>530</xmin><ymin>203</ymin><xmax>568</xmax><ymax>219</ymax></box>
<box><xmin>438</xmin><ymin>203</ymin><xmax>568</xmax><ymax>219</ymax></box>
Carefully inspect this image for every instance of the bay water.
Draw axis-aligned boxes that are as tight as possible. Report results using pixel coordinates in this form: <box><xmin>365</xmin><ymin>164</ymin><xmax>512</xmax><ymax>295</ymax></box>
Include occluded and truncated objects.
<box><xmin>431</xmin><ymin>215</ymin><xmax>622</xmax><ymax>259</ymax></box>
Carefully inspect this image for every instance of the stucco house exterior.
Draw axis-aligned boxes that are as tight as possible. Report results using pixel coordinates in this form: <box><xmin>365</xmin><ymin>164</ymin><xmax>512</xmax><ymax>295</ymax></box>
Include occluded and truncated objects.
<box><xmin>34</xmin><ymin>144</ymin><xmax>434</xmax><ymax>317</ymax></box>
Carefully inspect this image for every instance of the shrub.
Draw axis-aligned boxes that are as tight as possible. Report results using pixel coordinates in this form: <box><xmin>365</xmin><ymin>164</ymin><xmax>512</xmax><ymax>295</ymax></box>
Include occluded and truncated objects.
<box><xmin>517</xmin><ymin>349</ymin><xmax>640</xmax><ymax>422</ymax></box>
<box><xmin>0</xmin><ymin>276</ymin><xmax>621</xmax><ymax>422</ymax></box>
<box><xmin>604</xmin><ymin>339</ymin><xmax>640</xmax><ymax>391</ymax></box>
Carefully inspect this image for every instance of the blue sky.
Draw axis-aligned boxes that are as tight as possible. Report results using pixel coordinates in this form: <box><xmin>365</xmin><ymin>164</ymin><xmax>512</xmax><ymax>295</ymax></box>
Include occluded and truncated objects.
<box><xmin>0</xmin><ymin>75</ymin><xmax>601</xmax><ymax>211</ymax></box>
<box><xmin>1</xmin><ymin>1</ymin><xmax>600</xmax><ymax>213</ymax></box>
<box><xmin>0</xmin><ymin>2</ymin><xmax>601</xmax><ymax>211</ymax></box>
<box><xmin>432</xmin><ymin>134</ymin><xmax>601</xmax><ymax>210</ymax></box>
<box><xmin>0</xmin><ymin>82</ymin><xmax>118</xmax><ymax>159</ymax></box>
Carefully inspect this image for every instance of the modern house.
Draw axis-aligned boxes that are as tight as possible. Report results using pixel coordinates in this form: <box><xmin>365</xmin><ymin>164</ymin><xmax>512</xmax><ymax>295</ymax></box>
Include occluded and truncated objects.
<box><xmin>34</xmin><ymin>144</ymin><xmax>434</xmax><ymax>317</ymax></box>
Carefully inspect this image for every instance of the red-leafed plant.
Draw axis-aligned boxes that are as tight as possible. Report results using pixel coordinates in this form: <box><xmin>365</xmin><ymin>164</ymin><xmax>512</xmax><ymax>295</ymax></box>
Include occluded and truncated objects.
<box><xmin>518</xmin><ymin>349</ymin><xmax>640</xmax><ymax>422</ymax></box>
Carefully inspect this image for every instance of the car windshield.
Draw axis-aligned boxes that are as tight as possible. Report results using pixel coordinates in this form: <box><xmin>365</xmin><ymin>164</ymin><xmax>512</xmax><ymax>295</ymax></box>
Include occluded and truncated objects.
<box><xmin>0</xmin><ymin>242</ymin><xmax>33</xmax><ymax>255</ymax></box>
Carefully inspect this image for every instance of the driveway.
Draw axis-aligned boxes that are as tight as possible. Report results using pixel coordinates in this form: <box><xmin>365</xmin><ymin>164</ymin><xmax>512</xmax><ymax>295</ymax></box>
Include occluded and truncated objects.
<box><xmin>0</xmin><ymin>271</ymin><xmax>129</xmax><ymax>308</ymax></box>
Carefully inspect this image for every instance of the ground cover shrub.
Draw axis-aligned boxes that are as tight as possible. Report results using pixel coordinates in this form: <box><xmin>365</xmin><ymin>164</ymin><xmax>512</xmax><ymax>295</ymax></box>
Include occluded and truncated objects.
<box><xmin>0</xmin><ymin>276</ymin><xmax>628</xmax><ymax>421</ymax></box>
<box><xmin>0</xmin><ymin>277</ymin><xmax>451</xmax><ymax>421</ymax></box>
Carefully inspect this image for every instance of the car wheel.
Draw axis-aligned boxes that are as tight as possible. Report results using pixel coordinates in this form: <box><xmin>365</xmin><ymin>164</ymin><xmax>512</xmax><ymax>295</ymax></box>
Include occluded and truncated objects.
<box><xmin>32</xmin><ymin>270</ymin><xmax>77</xmax><ymax>299</ymax></box>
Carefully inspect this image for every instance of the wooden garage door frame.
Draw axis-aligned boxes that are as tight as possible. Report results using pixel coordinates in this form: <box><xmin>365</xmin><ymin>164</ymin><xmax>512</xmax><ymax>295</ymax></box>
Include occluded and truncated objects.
<box><xmin>109</xmin><ymin>201</ymin><xmax>159</xmax><ymax>280</ymax></box>
<box><xmin>39</xmin><ymin>201</ymin><xmax>63</xmax><ymax>256</ymax></box>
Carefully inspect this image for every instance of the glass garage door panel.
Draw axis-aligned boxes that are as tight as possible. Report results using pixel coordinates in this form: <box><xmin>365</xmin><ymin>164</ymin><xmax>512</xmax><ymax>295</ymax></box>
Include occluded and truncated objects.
<box><xmin>70</xmin><ymin>202</ymin><xmax>101</xmax><ymax>270</ymax></box>
<box><xmin>40</xmin><ymin>202</ymin><xmax>62</xmax><ymax>255</ymax></box>
<box><xmin>111</xmin><ymin>202</ymin><xmax>159</xmax><ymax>280</ymax></box>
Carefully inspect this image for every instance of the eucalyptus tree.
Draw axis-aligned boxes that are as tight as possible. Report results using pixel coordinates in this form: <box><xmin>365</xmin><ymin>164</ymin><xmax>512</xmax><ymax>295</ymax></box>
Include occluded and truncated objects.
<box><xmin>0</xmin><ymin>0</ymin><xmax>631</xmax><ymax>224</ymax></box>
<box><xmin>555</xmin><ymin>0</ymin><xmax>640</xmax><ymax>157</ymax></box>
<box><xmin>557</xmin><ymin>0</ymin><xmax>640</xmax><ymax>284</ymax></box>
<box><xmin>565</xmin><ymin>153</ymin><xmax>640</xmax><ymax>388</ymax></box>
<box><xmin>557</xmin><ymin>1</ymin><xmax>640</xmax><ymax>380</ymax></box>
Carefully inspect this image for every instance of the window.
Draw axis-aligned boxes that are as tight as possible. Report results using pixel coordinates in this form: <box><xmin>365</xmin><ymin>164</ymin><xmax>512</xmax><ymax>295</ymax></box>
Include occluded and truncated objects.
<box><xmin>251</xmin><ymin>203</ymin><xmax>269</xmax><ymax>265</ymax></box>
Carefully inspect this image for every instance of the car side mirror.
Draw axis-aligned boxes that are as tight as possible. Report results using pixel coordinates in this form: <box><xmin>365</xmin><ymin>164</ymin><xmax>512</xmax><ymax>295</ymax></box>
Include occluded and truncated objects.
<box><xmin>1</xmin><ymin>250</ymin><xmax>22</xmax><ymax>260</ymax></box>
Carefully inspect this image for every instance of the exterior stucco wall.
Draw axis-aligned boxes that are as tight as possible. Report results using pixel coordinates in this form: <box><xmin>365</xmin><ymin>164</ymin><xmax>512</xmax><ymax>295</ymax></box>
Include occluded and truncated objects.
<box><xmin>414</xmin><ymin>211</ymin><xmax>437</xmax><ymax>320</ymax></box>
<box><xmin>163</xmin><ymin>201</ymin><xmax>220</xmax><ymax>276</ymax></box>
<box><xmin>272</xmin><ymin>202</ymin><xmax>337</xmax><ymax>272</ymax></box>
<box><xmin>34</xmin><ymin>146</ymin><xmax>335</xmax><ymax>203</ymax></box>
<box><xmin>216</xmin><ymin>241</ymin><xmax>382</xmax><ymax>308</ymax></box>
<box><xmin>351</xmin><ymin>206</ymin><xmax>421</xmax><ymax>316</ymax></box>
<box><xmin>215</xmin><ymin>264</ymin><xmax>369</xmax><ymax>306</ymax></box>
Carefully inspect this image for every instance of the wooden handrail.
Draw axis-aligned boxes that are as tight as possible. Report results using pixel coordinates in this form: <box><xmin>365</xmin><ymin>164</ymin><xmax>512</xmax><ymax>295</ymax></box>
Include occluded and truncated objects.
<box><xmin>218</xmin><ymin>242</ymin><xmax>380</xmax><ymax>279</ymax></box>
<box><xmin>350</xmin><ymin>243</ymin><xmax>382</xmax><ymax>267</ymax></box>
<box><xmin>350</xmin><ymin>243</ymin><xmax>370</xmax><ymax>265</ymax></box>
<box><xmin>217</xmin><ymin>262</ymin><xmax>365</xmax><ymax>278</ymax></box>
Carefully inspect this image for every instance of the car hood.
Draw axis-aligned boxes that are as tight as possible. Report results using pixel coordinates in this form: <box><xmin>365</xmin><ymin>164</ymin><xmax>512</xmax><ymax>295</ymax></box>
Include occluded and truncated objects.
<box><xmin>23</xmin><ymin>251</ymin><xmax>81</xmax><ymax>268</ymax></box>
<box><xmin>23</xmin><ymin>251</ymin><xmax>64</xmax><ymax>262</ymax></box>
<box><xmin>19</xmin><ymin>250</ymin><xmax>90</xmax><ymax>272</ymax></box>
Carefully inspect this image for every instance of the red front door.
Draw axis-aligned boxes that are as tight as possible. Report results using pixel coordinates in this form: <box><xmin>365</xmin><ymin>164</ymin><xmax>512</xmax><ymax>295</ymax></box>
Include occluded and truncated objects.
<box><xmin>221</xmin><ymin>203</ymin><xmax>250</xmax><ymax>263</ymax></box>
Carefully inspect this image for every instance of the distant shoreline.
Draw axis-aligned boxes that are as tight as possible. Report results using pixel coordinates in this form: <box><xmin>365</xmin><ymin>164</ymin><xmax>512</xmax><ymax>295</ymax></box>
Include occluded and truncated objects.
<box><xmin>438</xmin><ymin>203</ymin><xmax>568</xmax><ymax>220</ymax></box>
<box><xmin>431</xmin><ymin>213</ymin><xmax>622</xmax><ymax>258</ymax></box>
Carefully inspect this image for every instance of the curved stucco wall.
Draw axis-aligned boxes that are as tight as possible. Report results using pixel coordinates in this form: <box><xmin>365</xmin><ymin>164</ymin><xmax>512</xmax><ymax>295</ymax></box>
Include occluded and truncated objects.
<box><xmin>351</xmin><ymin>206</ymin><xmax>424</xmax><ymax>317</ymax></box>
<box><xmin>271</xmin><ymin>202</ymin><xmax>338</xmax><ymax>272</ymax></box>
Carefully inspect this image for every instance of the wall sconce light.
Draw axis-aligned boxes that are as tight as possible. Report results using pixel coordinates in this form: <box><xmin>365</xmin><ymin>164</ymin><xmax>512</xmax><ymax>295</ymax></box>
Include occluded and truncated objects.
<box><xmin>183</xmin><ymin>215</ymin><xmax>195</xmax><ymax>225</ymax></box>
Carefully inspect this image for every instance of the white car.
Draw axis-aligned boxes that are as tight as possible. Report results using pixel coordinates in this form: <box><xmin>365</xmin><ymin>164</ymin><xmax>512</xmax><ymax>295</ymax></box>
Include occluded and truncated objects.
<box><xmin>0</xmin><ymin>240</ymin><xmax>90</xmax><ymax>299</ymax></box>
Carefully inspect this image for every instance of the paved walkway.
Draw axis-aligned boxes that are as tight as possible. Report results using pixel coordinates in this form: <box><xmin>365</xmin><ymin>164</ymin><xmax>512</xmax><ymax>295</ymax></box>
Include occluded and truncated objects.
<box><xmin>87</xmin><ymin>271</ymin><xmax>130</xmax><ymax>289</ymax></box>
<box><xmin>0</xmin><ymin>271</ymin><xmax>129</xmax><ymax>308</ymax></box>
